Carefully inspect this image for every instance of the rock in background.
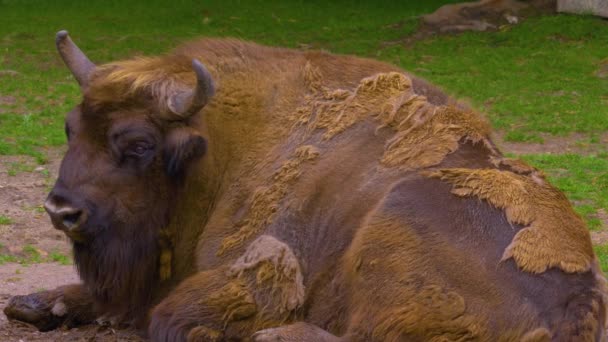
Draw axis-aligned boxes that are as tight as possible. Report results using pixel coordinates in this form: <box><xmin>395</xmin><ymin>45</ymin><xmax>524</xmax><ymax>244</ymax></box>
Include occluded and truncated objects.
<box><xmin>558</xmin><ymin>0</ymin><xmax>608</xmax><ymax>18</ymax></box>
<box><xmin>415</xmin><ymin>0</ymin><xmax>556</xmax><ymax>38</ymax></box>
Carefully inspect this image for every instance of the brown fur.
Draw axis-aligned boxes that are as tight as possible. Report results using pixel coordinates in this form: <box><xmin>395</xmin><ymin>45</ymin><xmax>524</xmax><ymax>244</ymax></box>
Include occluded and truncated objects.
<box><xmin>4</xmin><ymin>37</ymin><xmax>606</xmax><ymax>342</ymax></box>
<box><xmin>426</xmin><ymin>168</ymin><xmax>594</xmax><ymax>273</ymax></box>
<box><xmin>342</xmin><ymin>212</ymin><xmax>489</xmax><ymax>341</ymax></box>
<box><xmin>218</xmin><ymin>145</ymin><xmax>319</xmax><ymax>255</ymax></box>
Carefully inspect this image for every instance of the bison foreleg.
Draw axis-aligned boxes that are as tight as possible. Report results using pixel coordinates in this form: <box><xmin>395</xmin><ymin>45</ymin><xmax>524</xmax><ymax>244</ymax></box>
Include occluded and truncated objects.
<box><xmin>3</xmin><ymin>283</ymin><xmax>96</xmax><ymax>331</ymax></box>
<box><xmin>149</xmin><ymin>267</ymin><xmax>258</xmax><ymax>342</ymax></box>
<box><xmin>149</xmin><ymin>235</ymin><xmax>307</xmax><ymax>341</ymax></box>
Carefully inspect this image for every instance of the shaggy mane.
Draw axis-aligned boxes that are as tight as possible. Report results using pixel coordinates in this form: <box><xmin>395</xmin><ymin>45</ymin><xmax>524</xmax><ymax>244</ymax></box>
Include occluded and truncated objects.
<box><xmin>86</xmin><ymin>55</ymin><xmax>195</xmax><ymax>113</ymax></box>
<box><xmin>84</xmin><ymin>38</ymin><xmax>297</xmax><ymax>114</ymax></box>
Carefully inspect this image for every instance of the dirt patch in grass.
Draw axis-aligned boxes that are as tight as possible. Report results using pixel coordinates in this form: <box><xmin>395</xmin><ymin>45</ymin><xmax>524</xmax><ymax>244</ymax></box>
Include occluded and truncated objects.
<box><xmin>591</xmin><ymin>209</ymin><xmax>608</xmax><ymax>244</ymax></box>
<box><xmin>494</xmin><ymin>131</ymin><xmax>608</xmax><ymax>155</ymax></box>
<box><xmin>0</xmin><ymin>96</ymin><xmax>17</xmax><ymax>106</ymax></box>
<box><xmin>0</xmin><ymin>70</ymin><xmax>21</xmax><ymax>77</ymax></box>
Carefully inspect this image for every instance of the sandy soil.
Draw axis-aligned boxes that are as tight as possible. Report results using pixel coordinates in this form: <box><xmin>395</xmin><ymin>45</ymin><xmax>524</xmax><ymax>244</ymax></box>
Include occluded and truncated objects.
<box><xmin>0</xmin><ymin>148</ymin><xmax>142</xmax><ymax>341</ymax></box>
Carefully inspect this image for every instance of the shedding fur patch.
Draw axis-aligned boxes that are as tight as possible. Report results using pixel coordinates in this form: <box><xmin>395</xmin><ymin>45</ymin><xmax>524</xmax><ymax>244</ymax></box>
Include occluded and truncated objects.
<box><xmin>380</xmin><ymin>105</ymin><xmax>489</xmax><ymax>169</ymax></box>
<box><xmin>490</xmin><ymin>156</ymin><xmax>547</xmax><ymax>185</ymax></box>
<box><xmin>297</xmin><ymin>67</ymin><xmax>491</xmax><ymax>170</ymax></box>
<box><xmin>207</xmin><ymin>278</ymin><xmax>257</xmax><ymax>325</ymax></box>
<box><xmin>218</xmin><ymin>146</ymin><xmax>319</xmax><ymax>255</ymax></box>
<box><xmin>426</xmin><ymin>168</ymin><xmax>594</xmax><ymax>273</ymax></box>
<box><xmin>228</xmin><ymin>235</ymin><xmax>305</xmax><ymax>315</ymax></box>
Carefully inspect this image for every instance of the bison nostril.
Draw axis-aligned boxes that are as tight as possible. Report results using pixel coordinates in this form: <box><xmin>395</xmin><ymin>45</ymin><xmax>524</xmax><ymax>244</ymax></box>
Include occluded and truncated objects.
<box><xmin>62</xmin><ymin>211</ymin><xmax>82</xmax><ymax>229</ymax></box>
<box><xmin>44</xmin><ymin>199</ymin><xmax>87</xmax><ymax>232</ymax></box>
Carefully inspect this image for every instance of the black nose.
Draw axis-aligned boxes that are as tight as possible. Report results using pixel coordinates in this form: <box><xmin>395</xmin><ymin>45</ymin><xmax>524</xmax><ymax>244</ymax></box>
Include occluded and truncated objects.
<box><xmin>44</xmin><ymin>192</ymin><xmax>88</xmax><ymax>234</ymax></box>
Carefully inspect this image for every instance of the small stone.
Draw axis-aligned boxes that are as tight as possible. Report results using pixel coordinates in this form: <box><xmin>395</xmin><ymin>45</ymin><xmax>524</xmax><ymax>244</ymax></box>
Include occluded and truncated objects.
<box><xmin>504</xmin><ymin>14</ymin><xmax>518</xmax><ymax>24</ymax></box>
<box><xmin>51</xmin><ymin>301</ymin><xmax>67</xmax><ymax>317</ymax></box>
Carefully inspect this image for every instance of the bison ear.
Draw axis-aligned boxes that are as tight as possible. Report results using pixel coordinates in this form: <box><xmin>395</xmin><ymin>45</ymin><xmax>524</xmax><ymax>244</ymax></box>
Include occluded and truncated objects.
<box><xmin>164</xmin><ymin>127</ymin><xmax>207</xmax><ymax>178</ymax></box>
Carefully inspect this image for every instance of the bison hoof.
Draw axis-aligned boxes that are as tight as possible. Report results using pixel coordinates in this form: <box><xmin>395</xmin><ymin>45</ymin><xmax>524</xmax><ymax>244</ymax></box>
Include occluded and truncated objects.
<box><xmin>3</xmin><ymin>292</ymin><xmax>65</xmax><ymax>331</ymax></box>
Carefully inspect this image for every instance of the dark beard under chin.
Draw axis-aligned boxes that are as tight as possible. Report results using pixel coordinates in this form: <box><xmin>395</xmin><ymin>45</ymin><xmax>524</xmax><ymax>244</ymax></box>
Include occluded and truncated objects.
<box><xmin>72</xmin><ymin>223</ymin><xmax>161</xmax><ymax>324</ymax></box>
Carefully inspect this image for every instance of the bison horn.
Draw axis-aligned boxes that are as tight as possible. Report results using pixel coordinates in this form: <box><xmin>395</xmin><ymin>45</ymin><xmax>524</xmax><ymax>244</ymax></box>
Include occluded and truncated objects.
<box><xmin>168</xmin><ymin>59</ymin><xmax>215</xmax><ymax>117</ymax></box>
<box><xmin>56</xmin><ymin>30</ymin><xmax>95</xmax><ymax>89</ymax></box>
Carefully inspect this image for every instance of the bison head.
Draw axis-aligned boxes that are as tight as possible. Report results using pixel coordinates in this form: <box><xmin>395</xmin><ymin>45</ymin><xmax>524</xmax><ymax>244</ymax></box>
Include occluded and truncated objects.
<box><xmin>43</xmin><ymin>31</ymin><xmax>215</xmax><ymax>320</ymax></box>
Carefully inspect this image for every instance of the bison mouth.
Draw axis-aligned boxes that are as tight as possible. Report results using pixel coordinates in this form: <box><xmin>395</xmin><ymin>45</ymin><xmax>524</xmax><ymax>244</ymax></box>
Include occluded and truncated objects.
<box><xmin>71</xmin><ymin>218</ymin><xmax>162</xmax><ymax>320</ymax></box>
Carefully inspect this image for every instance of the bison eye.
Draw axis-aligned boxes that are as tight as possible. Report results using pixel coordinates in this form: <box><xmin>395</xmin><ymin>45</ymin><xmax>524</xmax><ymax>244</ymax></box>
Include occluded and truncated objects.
<box><xmin>125</xmin><ymin>141</ymin><xmax>154</xmax><ymax>158</ymax></box>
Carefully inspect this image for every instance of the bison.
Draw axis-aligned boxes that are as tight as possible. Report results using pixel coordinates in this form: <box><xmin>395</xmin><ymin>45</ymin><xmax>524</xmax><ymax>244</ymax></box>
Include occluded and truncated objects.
<box><xmin>3</xmin><ymin>31</ymin><xmax>607</xmax><ymax>341</ymax></box>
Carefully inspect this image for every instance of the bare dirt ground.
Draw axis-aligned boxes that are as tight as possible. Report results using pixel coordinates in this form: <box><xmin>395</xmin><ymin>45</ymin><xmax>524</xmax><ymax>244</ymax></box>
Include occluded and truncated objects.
<box><xmin>0</xmin><ymin>148</ymin><xmax>70</xmax><ymax>260</ymax></box>
<box><xmin>494</xmin><ymin>131</ymin><xmax>608</xmax><ymax>155</ymax></box>
<box><xmin>0</xmin><ymin>148</ymin><xmax>142</xmax><ymax>341</ymax></box>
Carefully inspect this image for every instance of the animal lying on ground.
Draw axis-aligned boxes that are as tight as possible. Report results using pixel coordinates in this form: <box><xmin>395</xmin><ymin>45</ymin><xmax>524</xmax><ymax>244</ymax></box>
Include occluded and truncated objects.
<box><xmin>3</xmin><ymin>31</ymin><xmax>607</xmax><ymax>341</ymax></box>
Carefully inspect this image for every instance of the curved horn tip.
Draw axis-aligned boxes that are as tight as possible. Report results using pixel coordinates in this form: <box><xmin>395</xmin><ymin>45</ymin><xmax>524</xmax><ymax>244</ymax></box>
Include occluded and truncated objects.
<box><xmin>191</xmin><ymin>59</ymin><xmax>215</xmax><ymax>94</ymax></box>
<box><xmin>56</xmin><ymin>30</ymin><xmax>69</xmax><ymax>42</ymax></box>
<box><xmin>192</xmin><ymin>59</ymin><xmax>211</xmax><ymax>79</ymax></box>
<box><xmin>192</xmin><ymin>58</ymin><xmax>203</xmax><ymax>70</ymax></box>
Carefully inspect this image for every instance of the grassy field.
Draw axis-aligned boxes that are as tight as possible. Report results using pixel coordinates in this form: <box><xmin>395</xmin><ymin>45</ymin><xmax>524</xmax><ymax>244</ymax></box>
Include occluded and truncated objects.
<box><xmin>1</xmin><ymin>1</ymin><xmax>607</xmax><ymax>268</ymax></box>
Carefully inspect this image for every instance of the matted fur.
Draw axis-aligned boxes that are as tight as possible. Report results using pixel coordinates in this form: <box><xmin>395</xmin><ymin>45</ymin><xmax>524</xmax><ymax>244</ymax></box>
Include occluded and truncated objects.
<box><xmin>218</xmin><ymin>146</ymin><xmax>319</xmax><ymax>255</ymax></box>
<box><xmin>296</xmin><ymin>68</ymin><xmax>491</xmax><ymax>170</ymax></box>
<box><xmin>229</xmin><ymin>235</ymin><xmax>305</xmax><ymax>320</ymax></box>
<box><xmin>426</xmin><ymin>168</ymin><xmax>594</xmax><ymax>273</ymax></box>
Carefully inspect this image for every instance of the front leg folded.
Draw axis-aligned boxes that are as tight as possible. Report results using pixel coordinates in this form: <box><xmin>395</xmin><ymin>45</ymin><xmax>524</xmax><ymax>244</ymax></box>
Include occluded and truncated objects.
<box><xmin>149</xmin><ymin>235</ymin><xmax>307</xmax><ymax>341</ymax></box>
<box><xmin>3</xmin><ymin>283</ymin><xmax>96</xmax><ymax>331</ymax></box>
<box><xmin>149</xmin><ymin>267</ymin><xmax>258</xmax><ymax>342</ymax></box>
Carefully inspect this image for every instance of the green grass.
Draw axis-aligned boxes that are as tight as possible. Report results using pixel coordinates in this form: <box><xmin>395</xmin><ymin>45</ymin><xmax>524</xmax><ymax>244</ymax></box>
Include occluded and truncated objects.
<box><xmin>21</xmin><ymin>245</ymin><xmax>43</xmax><ymax>264</ymax></box>
<box><xmin>6</xmin><ymin>161</ymin><xmax>35</xmax><ymax>176</ymax></box>
<box><xmin>0</xmin><ymin>254</ymin><xmax>19</xmax><ymax>264</ymax></box>
<box><xmin>0</xmin><ymin>215</ymin><xmax>13</xmax><ymax>225</ymax></box>
<box><xmin>0</xmin><ymin>0</ymin><xmax>461</xmax><ymax>162</ymax></box>
<box><xmin>0</xmin><ymin>2</ymin><xmax>606</xmax><ymax>154</ymax></box>
<box><xmin>0</xmin><ymin>245</ymin><xmax>72</xmax><ymax>266</ymax></box>
<box><xmin>523</xmin><ymin>153</ymin><xmax>608</xmax><ymax>230</ymax></box>
<box><xmin>49</xmin><ymin>251</ymin><xmax>72</xmax><ymax>265</ymax></box>
<box><xmin>595</xmin><ymin>245</ymin><xmax>608</xmax><ymax>273</ymax></box>
<box><xmin>389</xmin><ymin>14</ymin><xmax>608</xmax><ymax>140</ymax></box>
